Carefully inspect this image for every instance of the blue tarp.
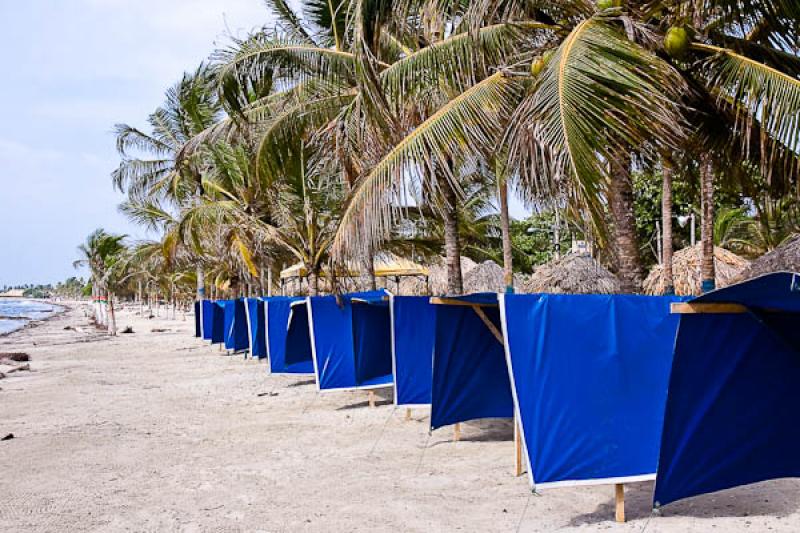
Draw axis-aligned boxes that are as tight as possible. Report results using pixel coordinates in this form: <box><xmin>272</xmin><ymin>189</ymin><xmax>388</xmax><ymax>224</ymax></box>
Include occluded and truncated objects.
<box><xmin>210</xmin><ymin>301</ymin><xmax>226</xmax><ymax>344</ymax></box>
<box><xmin>201</xmin><ymin>300</ymin><xmax>216</xmax><ymax>341</ymax></box>
<box><xmin>655</xmin><ymin>273</ymin><xmax>800</xmax><ymax>507</ymax></box>
<box><xmin>430</xmin><ymin>293</ymin><xmax>513</xmax><ymax>430</ymax></box>
<box><xmin>266</xmin><ymin>297</ymin><xmax>315</xmax><ymax>374</ymax></box>
<box><xmin>391</xmin><ymin>296</ymin><xmax>437</xmax><ymax>406</ymax></box>
<box><xmin>194</xmin><ymin>301</ymin><xmax>201</xmax><ymax>337</ymax></box>
<box><xmin>224</xmin><ymin>299</ymin><xmax>249</xmax><ymax>351</ymax></box>
<box><xmin>502</xmin><ymin>294</ymin><xmax>683</xmax><ymax>489</ymax></box>
<box><xmin>245</xmin><ymin>298</ymin><xmax>268</xmax><ymax>359</ymax></box>
<box><xmin>307</xmin><ymin>290</ymin><xmax>394</xmax><ymax>391</ymax></box>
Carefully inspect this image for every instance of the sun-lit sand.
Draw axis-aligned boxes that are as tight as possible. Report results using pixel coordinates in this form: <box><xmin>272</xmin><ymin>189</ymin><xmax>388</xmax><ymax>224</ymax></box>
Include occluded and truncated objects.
<box><xmin>1</xmin><ymin>303</ymin><xmax>799</xmax><ymax>532</ymax></box>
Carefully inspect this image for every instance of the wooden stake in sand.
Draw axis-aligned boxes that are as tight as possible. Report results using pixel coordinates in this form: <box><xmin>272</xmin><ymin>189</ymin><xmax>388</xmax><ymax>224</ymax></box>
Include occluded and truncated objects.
<box><xmin>453</xmin><ymin>423</ymin><xmax>461</xmax><ymax>442</ymax></box>
<box><xmin>615</xmin><ymin>483</ymin><xmax>625</xmax><ymax>523</ymax></box>
<box><xmin>514</xmin><ymin>418</ymin><xmax>523</xmax><ymax>477</ymax></box>
<box><xmin>368</xmin><ymin>390</ymin><xmax>376</xmax><ymax>408</ymax></box>
<box><xmin>405</xmin><ymin>408</ymin><xmax>411</xmax><ymax>421</ymax></box>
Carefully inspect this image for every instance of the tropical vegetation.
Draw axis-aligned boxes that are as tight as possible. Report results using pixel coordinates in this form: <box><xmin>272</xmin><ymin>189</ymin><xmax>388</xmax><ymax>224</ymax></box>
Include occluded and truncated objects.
<box><xmin>81</xmin><ymin>0</ymin><xmax>799</xmax><ymax>325</ymax></box>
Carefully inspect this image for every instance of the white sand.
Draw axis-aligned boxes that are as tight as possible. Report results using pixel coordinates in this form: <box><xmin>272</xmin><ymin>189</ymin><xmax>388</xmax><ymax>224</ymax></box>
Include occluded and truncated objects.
<box><xmin>1</xmin><ymin>303</ymin><xmax>799</xmax><ymax>532</ymax></box>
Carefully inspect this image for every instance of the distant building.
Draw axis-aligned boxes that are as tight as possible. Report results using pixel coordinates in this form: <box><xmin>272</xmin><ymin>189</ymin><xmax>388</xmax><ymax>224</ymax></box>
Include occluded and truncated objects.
<box><xmin>0</xmin><ymin>289</ymin><xmax>25</xmax><ymax>298</ymax></box>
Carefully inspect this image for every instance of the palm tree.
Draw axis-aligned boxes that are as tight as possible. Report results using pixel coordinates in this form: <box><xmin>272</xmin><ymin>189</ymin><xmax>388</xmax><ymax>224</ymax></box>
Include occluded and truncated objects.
<box><xmin>326</xmin><ymin>1</ymin><xmax>799</xmax><ymax>293</ymax></box>
<box><xmin>113</xmin><ymin>64</ymin><xmax>222</xmax><ymax>302</ymax></box>
<box><xmin>73</xmin><ymin>229</ymin><xmax>127</xmax><ymax>333</ymax></box>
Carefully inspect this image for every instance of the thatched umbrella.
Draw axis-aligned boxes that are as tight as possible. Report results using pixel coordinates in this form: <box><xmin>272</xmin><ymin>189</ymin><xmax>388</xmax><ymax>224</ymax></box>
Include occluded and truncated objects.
<box><xmin>522</xmin><ymin>254</ymin><xmax>621</xmax><ymax>294</ymax></box>
<box><xmin>463</xmin><ymin>260</ymin><xmax>505</xmax><ymax>293</ymax></box>
<box><xmin>732</xmin><ymin>234</ymin><xmax>800</xmax><ymax>283</ymax></box>
<box><xmin>400</xmin><ymin>256</ymin><xmax>477</xmax><ymax>295</ymax></box>
<box><xmin>643</xmin><ymin>244</ymin><xmax>749</xmax><ymax>296</ymax></box>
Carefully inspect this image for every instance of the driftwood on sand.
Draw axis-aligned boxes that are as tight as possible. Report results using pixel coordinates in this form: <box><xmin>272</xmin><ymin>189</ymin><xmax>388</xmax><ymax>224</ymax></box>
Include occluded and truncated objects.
<box><xmin>643</xmin><ymin>244</ymin><xmax>749</xmax><ymax>296</ymax></box>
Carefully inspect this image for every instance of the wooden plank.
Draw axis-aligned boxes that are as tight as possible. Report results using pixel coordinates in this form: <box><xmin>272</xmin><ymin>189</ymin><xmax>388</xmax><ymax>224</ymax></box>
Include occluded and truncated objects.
<box><xmin>430</xmin><ymin>297</ymin><xmax>498</xmax><ymax>308</ymax></box>
<box><xmin>670</xmin><ymin>302</ymin><xmax>748</xmax><ymax>314</ymax></box>
<box><xmin>472</xmin><ymin>306</ymin><xmax>504</xmax><ymax>345</ymax></box>
<box><xmin>514</xmin><ymin>418</ymin><xmax>524</xmax><ymax>477</ymax></box>
<box><xmin>615</xmin><ymin>484</ymin><xmax>625</xmax><ymax>523</ymax></box>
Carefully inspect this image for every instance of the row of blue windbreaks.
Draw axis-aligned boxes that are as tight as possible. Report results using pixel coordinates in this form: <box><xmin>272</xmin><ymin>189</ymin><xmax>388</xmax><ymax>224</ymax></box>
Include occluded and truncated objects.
<box><xmin>192</xmin><ymin>273</ymin><xmax>800</xmax><ymax>509</ymax></box>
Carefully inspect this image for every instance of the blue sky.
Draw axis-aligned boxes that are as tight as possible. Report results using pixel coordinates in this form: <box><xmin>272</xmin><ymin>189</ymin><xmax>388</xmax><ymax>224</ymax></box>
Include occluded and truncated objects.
<box><xmin>0</xmin><ymin>0</ymin><xmax>268</xmax><ymax>286</ymax></box>
<box><xmin>0</xmin><ymin>0</ymin><xmax>527</xmax><ymax>287</ymax></box>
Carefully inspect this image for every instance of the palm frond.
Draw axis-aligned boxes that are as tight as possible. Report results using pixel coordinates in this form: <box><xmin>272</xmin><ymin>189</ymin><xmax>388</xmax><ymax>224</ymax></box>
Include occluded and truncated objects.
<box><xmin>333</xmin><ymin>71</ymin><xmax>520</xmax><ymax>258</ymax></box>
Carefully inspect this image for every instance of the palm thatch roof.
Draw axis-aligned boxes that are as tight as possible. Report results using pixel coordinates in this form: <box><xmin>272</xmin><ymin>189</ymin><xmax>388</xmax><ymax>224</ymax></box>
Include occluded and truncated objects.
<box><xmin>400</xmin><ymin>256</ymin><xmax>477</xmax><ymax>295</ymax></box>
<box><xmin>643</xmin><ymin>244</ymin><xmax>749</xmax><ymax>296</ymax></box>
<box><xmin>732</xmin><ymin>234</ymin><xmax>800</xmax><ymax>283</ymax></box>
<box><xmin>463</xmin><ymin>260</ymin><xmax>505</xmax><ymax>293</ymax></box>
<box><xmin>522</xmin><ymin>254</ymin><xmax>621</xmax><ymax>294</ymax></box>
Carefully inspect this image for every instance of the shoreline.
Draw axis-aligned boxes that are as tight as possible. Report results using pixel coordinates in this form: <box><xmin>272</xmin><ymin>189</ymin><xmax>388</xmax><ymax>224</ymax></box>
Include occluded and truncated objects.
<box><xmin>0</xmin><ymin>299</ymin><xmax>71</xmax><ymax>338</ymax></box>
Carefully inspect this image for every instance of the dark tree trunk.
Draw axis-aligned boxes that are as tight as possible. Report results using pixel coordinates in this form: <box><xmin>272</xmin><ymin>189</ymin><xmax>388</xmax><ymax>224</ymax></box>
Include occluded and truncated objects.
<box><xmin>661</xmin><ymin>162</ymin><xmax>675</xmax><ymax>295</ymax></box>
<box><xmin>498</xmin><ymin>175</ymin><xmax>514</xmax><ymax>293</ymax></box>
<box><xmin>440</xmin><ymin>176</ymin><xmax>463</xmax><ymax>295</ymax></box>
<box><xmin>700</xmin><ymin>155</ymin><xmax>716</xmax><ymax>292</ymax></box>
<box><xmin>609</xmin><ymin>155</ymin><xmax>643</xmax><ymax>293</ymax></box>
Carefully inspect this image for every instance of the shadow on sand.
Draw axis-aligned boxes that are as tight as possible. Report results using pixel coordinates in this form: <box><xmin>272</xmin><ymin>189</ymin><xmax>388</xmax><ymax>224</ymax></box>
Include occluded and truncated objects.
<box><xmin>567</xmin><ymin>479</ymin><xmax>800</xmax><ymax>527</ymax></box>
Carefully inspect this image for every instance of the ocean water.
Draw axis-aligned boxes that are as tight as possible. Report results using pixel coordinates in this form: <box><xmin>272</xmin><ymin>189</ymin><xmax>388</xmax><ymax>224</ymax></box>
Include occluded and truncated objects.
<box><xmin>0</xmin><ymin>299</ymin><xmax>61</xmax><ymax>335</ymax></box>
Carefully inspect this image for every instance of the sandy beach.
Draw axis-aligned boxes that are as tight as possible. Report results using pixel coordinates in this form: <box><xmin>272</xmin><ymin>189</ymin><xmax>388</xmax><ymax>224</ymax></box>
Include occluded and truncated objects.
<box><xmin>1</xmin><ymin>303</ymin><xmax>799</xmax><ymax>532</ymax></box>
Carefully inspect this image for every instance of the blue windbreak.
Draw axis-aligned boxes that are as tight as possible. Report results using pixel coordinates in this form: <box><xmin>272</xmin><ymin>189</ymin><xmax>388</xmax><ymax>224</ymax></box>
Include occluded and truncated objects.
<box><xmin>267</xmin><ymin>297</ymin><xmax>314</xmax><ymax>374</ymax></box>
<box><xmin>503</xmin><ymin>294</ymin><xmax>683</xmax><ymax>488</ymax></box>
<box><xmin>224</xmin><ymin>299</ymin><xmax>249</xmax><ymax>351</ymax></box>
<box><xmin>352</xmin><ymin>300</ymin><xmax>393</xmax><ymax>385</ymax></box>
<box><xmin>391</xmin><ymin>296</ymin><xmax>436</xmax><ymax>405</ymax></box>
<box><xmin>655</xmin><ymin>272</ymin><xmax>800</xmax><ymax>507</ymax></box>
<box><xmin>245</xmin><ymin>298</ymin><xmax>268</xmax><ymax>359</ymax></box>
<box><xmin>210</xmin><ymin>301</ymin><xmax>226</xmax><ymax>344</ymax></box>
<box><xmin>430</xmin><ymin>302</ymin><xmax>513</xmax><ymax>430</ymax></box>
<box><xmin>201</xmin><ymin>300</ymin><xmax>215</xmax><ymax>341</ymax></box>
<box><xmin>307</xmin><ymin>291</ymin><xmax>392</xmax><ymax>390</ymax></box>
<box><xmin>194</xmin><ymin>301</ymin><xmax>201</xmax><ymax>337</ymax></box>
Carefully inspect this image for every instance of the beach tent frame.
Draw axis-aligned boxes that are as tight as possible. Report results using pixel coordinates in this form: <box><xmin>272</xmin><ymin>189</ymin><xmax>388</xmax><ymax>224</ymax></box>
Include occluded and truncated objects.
<box><xmin>264</xmin><ymin>297</ymin><xmax>316</xmax><ymax>376</ymax></box>
<box><xmin>430</xmin><ymin>295</ymin><xmax>524</xmax><ymax>477</ymax></box>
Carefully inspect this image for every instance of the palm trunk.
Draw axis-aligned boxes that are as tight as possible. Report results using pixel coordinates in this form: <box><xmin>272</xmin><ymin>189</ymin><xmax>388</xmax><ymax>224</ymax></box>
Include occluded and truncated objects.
<box><xmin>440</xmin><ymin>177</ymin><xmax>463</xmax><ymax>295</ymax></box>
<box><xmin>309</xmin><ymin>268</ymin><xmax>319</xmax><ymax>296</ymax></box>
<box><xmin>108</xmin><ymin>293</ymin><xmax>117</xmax><ymax>336</ymax></box>
<box><xmin>497</xmin><ymin>174</ymin><xmax>514</xmax><ymax>293</ymax></box>
<box><xmin>700</xmin><ymin>155</ymin><xmax>715</xmax><ymax>293</ymax></box>
<box><xmin>609</xmin><ymin>155</ymin><xmax>643</xmax><ymax>293</ymax></box>
<box><xmin>661</xmin><ymin>163</ymin><xmax>675</xmax><ymax>295</ymax></box>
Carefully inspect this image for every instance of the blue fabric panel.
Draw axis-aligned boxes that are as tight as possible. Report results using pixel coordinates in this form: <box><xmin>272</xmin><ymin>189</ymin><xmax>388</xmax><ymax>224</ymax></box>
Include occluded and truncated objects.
<box><xmin>246</xmin><ymin>298</ymin><xmax>268</xmax><ymax>359</ymax></box>
<box><xmin>654</xmin><ymin>311</ymin><xmax>800</xmax><ymax>507</ymax></box>
<box><xmin>211</xmin><ymin>301</ymin><xmax>226</xmax><ymax>344</ymax></box>
<box><xmin>440</xmin><ymin>293</ymin><xmax>499</xmax><ymax>306</ymax></box>
<box><xmin>352</xmin><ymin>302</ymin><xmax>393</xmax><ymax>385</ymax></box>
<box><xmin>504</xmin><ymin>294</ymin><xmax>682</xmax><ymax>486</ymax></box>
<box><xmin>285</xmin><ymin>302</ymin><xmax>314</xmax><ymax>368</ymax></box>
<box><xmin>202</xmin><ymin>300</ymin><xmax>215</xmax><ymax>340</ymax></box>
<box><xmin>393</xmin><ymin>296</ymin><xmax>436</xmax><ymax>405</ymax></box>
<box><xmin>693</xmin><ymin>272</ymin><xmax>800</xmax><ymax>312</ymax></box>
<box><xmin>194</xmin><ymin>301</ymin><xmax>201</xmax><ymax>337</ymax></box>
<box><xmin>224</xmin><ymin>299</ymin><xmax>249</xmax><ymax>351</ymax></box>
<box><xmin>430</xmin><ymin>304</ymin><xmax>513</xmax><ymax>430</ymax></box>
<box><xmin>266</xmin><ymin>297</ymin><xmax>314</xmax><ymax>374</ymax></box>
<box><xmin>308</xmin><ymin>296</ymin><xmax>357</xmax><ymax>389</ymax></box>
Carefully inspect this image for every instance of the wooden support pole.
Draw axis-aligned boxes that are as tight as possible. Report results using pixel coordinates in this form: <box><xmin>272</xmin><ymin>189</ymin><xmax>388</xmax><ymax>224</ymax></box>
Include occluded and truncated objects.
<box><xmin>472</xmin><ymin>306</ymin><xmax>504</xmax><ymax>345</ymax></box>
<box><xmin>368</xmin><ymin>390</ymin><xmax>376</xmax><ymax>408</ymax></box>
<box><xmin>670</xmin><ymin>302</ymin><xmax>749</xmax><ymax>314</ymax></box>
<box><xmin>514</xmin><ymin>418</ymin><xmax>523</xmax><ymax>477</ymax></box>
<box><xmin>615</xmin><ymin>483</ymin><xmax>625</xmax><ymax>523</ymax></box>
<box><xmin>453</xmin><ymin>423</ymin><xmax>461</xmax><ymax>442</ymax></box>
